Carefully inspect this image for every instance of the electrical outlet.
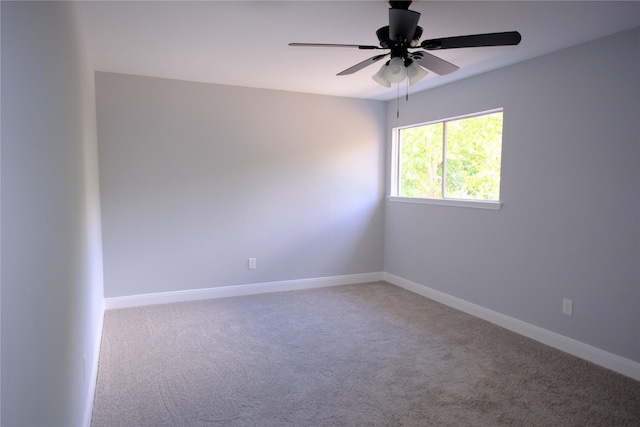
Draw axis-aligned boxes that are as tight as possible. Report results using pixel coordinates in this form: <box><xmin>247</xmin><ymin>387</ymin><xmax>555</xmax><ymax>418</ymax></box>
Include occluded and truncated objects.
<box><xmin>562</xmin><ymin>298</ymin><xmax>573</xmax><ymax>316</ymax></box>
<box><xmin>248</xmin><ymin>258</ymin><xmax>257</xmax><ymax>270</ymax></box>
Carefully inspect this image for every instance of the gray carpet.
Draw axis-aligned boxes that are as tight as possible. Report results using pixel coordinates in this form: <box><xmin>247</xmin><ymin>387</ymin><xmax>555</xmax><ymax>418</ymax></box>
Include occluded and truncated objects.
<box><xmin>91</xmin><ymin>282</ymin><xmax>640</xmax><ymax>426</ymax></box>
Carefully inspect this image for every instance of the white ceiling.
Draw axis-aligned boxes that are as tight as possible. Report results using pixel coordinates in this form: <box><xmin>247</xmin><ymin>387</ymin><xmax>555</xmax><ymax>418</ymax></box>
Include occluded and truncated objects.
<box><xmin>77</xmin><ymin>1</ymin><xmax>640</xmax><ymax>101</ymax></box>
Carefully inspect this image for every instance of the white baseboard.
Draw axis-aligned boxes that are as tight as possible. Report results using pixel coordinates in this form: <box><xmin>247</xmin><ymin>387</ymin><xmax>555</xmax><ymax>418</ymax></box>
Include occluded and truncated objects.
<box><xmin>102</xmin><ymin>271</ymin><xmax>640</xmax><ymax>381</ymax></box>
<box><xmin>383</xmin><ymin>272</ymin><xmax>640</xmax><ymax>382</ymax></box>
<box><xmin>83</xmin><ymin>298</ymin><xmax>105</xmax><ymax>427</ymax></box>
<box><xmin>105</xmin><ymin>272</ymin><xmax>384</xmax><ymax>310</ymax></box>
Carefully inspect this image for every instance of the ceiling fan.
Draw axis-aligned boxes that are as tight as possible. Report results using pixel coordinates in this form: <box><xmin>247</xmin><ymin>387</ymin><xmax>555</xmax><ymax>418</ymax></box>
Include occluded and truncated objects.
<box><xmin>289</xmin><ymin>1</ymin><xmax>521</xmax><ymax>87</ymax></box>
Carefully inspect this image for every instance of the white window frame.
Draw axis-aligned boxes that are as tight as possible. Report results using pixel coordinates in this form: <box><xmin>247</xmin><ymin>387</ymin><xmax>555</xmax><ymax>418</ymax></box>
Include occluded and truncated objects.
<box><xmin>389</xmin><ymin>109</ymin><xmax>503</xmax><ymax>210</ymax></box>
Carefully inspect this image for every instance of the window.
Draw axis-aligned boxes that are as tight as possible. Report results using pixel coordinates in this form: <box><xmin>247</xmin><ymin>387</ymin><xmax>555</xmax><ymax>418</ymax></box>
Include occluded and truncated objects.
<box><xmin>391</xmin><ymin>110</ymin><xmax>503</xmax><ymax>206</ymax></box>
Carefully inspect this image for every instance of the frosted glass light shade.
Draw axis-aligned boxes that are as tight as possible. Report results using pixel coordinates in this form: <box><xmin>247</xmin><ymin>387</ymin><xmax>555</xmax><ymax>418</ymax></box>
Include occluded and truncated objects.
<box><xmin>372</xmin><ymin>64</ymin><xmax>391</xmax><ymax>87</ymax></box>
<box><xmin>383</xmin><ymin>57</ymin><xmax>407</xmax><ymax>83</ymax></box>
<box><xmin>407</xmin><ymin>62</ymin><xmax>428</xmax><ymax>86</ymax></box>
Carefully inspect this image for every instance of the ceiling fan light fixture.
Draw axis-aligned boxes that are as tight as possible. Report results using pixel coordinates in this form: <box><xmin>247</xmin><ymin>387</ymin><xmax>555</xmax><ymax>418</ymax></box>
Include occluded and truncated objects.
<box><xmin>384</xmin><ymin>56</ymin><xmax>407</xmax><ymax>83</ymax></box>
<box><xmin>407</xmin><ymin>61</ymin><xmax>428</xmax><ymax>85</ymax></box>
<box><xmin>372</xmin><ymin>64</ymin><xmax>392</xmax><ymax>87</ymax></box>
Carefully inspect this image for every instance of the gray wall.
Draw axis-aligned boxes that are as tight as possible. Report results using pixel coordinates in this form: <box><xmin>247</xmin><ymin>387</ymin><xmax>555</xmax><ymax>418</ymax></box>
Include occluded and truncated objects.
<box><xmin>1</xmin><ymin>2</ymin><xmax>105</xmax><ymax>426</ymax></box>
<box><xmin>384</xmin><ymin>28</ymin><xmax>640</xmax><ymax>363</ymax></box>
<box><xmin>96</xmin><ymin>73</ymin><xmax>386</xmax><ymax>298</ymax></box>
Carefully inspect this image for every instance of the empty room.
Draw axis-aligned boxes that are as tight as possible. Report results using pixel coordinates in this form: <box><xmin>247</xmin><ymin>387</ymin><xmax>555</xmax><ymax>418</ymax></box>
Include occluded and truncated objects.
<box><xmin>2</xmin><ymin>1</ymin><xmax>639</xmax><ymax>426</ymax></box>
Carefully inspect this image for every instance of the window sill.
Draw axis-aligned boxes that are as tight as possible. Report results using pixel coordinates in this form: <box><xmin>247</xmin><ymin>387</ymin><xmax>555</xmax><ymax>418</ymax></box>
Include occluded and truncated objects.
<box><xmin>387</xmin><ymin>196</ymin><xmax>502</xmax><ymax>210</ymax></box>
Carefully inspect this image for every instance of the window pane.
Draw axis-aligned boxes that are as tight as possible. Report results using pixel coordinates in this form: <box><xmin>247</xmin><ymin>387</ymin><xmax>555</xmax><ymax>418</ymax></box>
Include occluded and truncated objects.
<box><xmin>444</xmin><ymin>112</ymin><xmax>502</xmax><ymax>201</ymax></box>
<box><xmin>399</xmin><ymin>123</ymin><xmax>443</xmax><ymax>198</ymax></box>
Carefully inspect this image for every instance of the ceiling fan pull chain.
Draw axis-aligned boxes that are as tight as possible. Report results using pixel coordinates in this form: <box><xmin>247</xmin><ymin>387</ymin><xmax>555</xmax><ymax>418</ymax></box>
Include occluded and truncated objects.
<box><xmin>397</xmin><ymin>83</ymin><xmax>400</xmax><ymax>118</ymax></box>
<box><xmin>406</xmin><ymin>78</ymin><xmax>409</xmax><ymax>101</ymax></box>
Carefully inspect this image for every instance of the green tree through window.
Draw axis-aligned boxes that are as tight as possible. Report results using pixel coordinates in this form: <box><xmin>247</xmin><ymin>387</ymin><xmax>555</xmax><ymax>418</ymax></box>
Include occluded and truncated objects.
<box><xmin>396</xmin><ymin>111</ymin><xmax>503</xmax><ymax>201</ymax></box>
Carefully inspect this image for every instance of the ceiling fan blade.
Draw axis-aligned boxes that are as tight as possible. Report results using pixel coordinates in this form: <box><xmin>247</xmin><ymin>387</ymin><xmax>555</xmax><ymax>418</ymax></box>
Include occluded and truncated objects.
<box><xmin>337</xmin><ymin>53</ymin><xmax>390</xmax><ymax>76</ymax></box>
<box><xmin>389</xmin><ymin>8</ymin><xmax>420</xmax><ymax>42</ymax></box>
<box><xmin>289</xmin><ymin>43</ymin><xmax>381</xmax><ymax>50</ymax></box>
<box><xmin>412</xmin><ymin>51</ymin><xmax>459</xmax><ymax>75</ymax></box>
<box><xmin>421</xmin><ymin>31</ymin><xmax>522</xmax><ymax>50</ymax></box>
